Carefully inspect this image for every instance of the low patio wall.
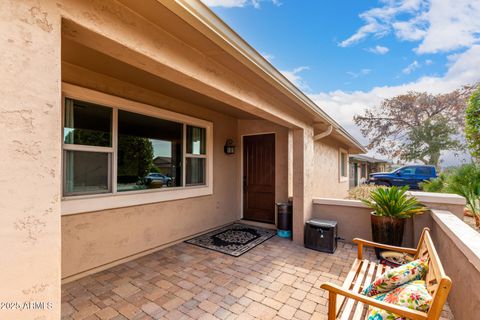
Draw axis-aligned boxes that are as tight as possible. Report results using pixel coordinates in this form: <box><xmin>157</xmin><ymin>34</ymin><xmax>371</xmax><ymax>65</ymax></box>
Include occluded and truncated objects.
<box><xmin>312</xmin><ymin>194</ymin><xmax>476</xmax><ymax>320</ymax></box>
<box><xmin>312</xmin><ymin>192</ymin><xmax>465</xmax><ymax>246</ymax></box>
<box><xmin>430</xmin><ymin>210</ymin><xmax>480</xmax><ymax>320</ymax></box>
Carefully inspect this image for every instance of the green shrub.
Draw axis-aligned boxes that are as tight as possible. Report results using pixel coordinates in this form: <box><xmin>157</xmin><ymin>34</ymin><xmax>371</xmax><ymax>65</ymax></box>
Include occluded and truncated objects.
<box><xmin>444</xmin><ymin>164</ymin><xmax>480</xmax><ymax>216</ymax></box>
<box><xmin>361</xmin><ymin>186</ymin><xmax>427</xmax><ymax>218</ymax></box>
<box><xmin>419</xmin><ymin>173</ymin><xmax>446</xmax><ymax>192</ymax></box>
<box><xmin>422</xmin><ymin>164</ymin><xmax>480</xmax><ymax>217</ymax></box>
<box><xmin>466</xmin><ymin>87</ymin><xmax>480</xmax><ymax>161</ymax></box>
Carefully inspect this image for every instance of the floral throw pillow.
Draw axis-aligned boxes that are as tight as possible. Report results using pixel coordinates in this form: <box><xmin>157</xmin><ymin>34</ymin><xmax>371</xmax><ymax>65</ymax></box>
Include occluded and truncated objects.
<box><xmin>362</xmin><ymin>257</ymin><xmax>429</xmax><ymax>297</ymax></box>
<box><xmin>366</xmin><ymin>280</ymin><xmax>432</xmax><ymax>320</ymax></box>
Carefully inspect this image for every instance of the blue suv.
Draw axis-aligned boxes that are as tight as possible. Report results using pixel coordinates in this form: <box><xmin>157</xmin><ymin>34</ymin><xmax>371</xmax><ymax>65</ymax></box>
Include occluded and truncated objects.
<box><xmin>368</xmin><ymin>165</ymin><xmax>437</xmax><ymax>189</ymax></box>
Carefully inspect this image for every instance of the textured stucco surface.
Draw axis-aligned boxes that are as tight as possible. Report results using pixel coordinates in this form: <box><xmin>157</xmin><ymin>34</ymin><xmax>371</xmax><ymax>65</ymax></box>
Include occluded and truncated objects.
<box><xmin>2</xmin><ymin>1</ymin><xmax>364</xmax><ymax>317</ymax></box>
<box><xmin>312</xmin><ymin>136</ymin><xmax>349</xmax><ymax>199</ymax></box>
<box><xmin>0</xmin><ymin>1</ymin><xmax>61</xmax><ymax>319</ymax></box>
<box><xmin>61</xmin><ymin>65</ymin><xmax>240</xmax><ymax>280</ymax></box>
<box><xmin>430</xmin><ymin>219</ymin><xmax>480</xmax><ymax>320</ymax></box>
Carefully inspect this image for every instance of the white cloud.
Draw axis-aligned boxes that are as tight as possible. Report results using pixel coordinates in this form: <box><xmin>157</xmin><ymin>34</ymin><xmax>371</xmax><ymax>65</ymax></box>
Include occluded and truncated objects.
<box><xmin>402</xmin><ymin>60</ymin><xmax>421</xmax><ymax>74</ymax></box>
<box><xmin>309</xmin><ymin>45</ymin><xmax>480</xmax><ymax>164</ymax></box>
<box><xmin>366</xmin><ymin>45</ymin><xmax>390</xmax><ymax>55</ymax></box>
<box><xmin>347</xmin><ymin>68</ymin><xmax>372</xmax><ymax>79</ymax></box>
<box><xmin>339</xmin><ymin>0</ymin><xmax>425</xmax><ymax>47</ymax></box>
<box><xmin>339</xmin><ymin>0</ymin><xmax>480</xmax><ymax>54</ymax></box>
<box><xmin>280</xmin><ymin>66</ymin><xmax>310</xmax><ymax>90</ymax></box>
<box><xmin>417</xmin><ymin>0</ymin><xmax>480</xmax><ymax>53</ymax></box>
<box><xmin>201</xmin><ymin>0</ymin><xmax>280</xmax><ymax>8</ymax></box>
<box><xmin>425</xmin><ymin>59</ymin><xmax>433</xmax><ymax>65</ymax></box>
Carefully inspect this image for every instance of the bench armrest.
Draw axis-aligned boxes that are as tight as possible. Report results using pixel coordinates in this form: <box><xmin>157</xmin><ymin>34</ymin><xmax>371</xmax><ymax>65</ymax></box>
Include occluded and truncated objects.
<box><xmin>353</xmin><ymin>238</ymin><xmax>417</xmax><ymax>259</ymax></box>
<box><xmin>320</xmin><ymin>282</ymin><xmax>428</xmax><ymax>320</ymax></box>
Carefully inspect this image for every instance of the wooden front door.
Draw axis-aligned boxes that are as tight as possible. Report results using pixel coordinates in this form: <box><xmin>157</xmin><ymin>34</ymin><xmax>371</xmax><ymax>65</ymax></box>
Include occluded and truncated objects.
<box><xmin>243</xmin><ymin>134</ymin><xmax>275</xmax><ymax>223</ymax></box>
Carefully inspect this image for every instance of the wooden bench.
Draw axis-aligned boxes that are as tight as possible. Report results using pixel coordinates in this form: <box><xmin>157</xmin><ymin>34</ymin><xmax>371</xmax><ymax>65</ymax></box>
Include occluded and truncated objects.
<box><xmin>321</xmin><ymin>228</ymin><xmax>451</xmax><ymax>320</ymax></box>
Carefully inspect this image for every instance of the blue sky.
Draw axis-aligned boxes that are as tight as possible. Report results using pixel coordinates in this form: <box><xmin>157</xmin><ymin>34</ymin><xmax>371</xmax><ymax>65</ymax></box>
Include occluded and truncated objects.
<box><xmin>206</xmin><ymin>0</ymin><xmax>446</xmax><ymax>93</ymax></box>
<box><xmin>202</xmin><ymin>0</ymin><xmax>480</xmax><ymax>165</ymax></box>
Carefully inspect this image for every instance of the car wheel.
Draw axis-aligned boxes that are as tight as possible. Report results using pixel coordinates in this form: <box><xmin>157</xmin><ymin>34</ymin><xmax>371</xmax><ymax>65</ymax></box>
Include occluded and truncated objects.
<box><xmin>376</xmin><ymin>181</ymin><xmax>390</xmax><ymax>186</ymax></box>
<box><xmin>166</xmin><ymin>180</ymin><xmax>172</xmax><ymax>187</ymax></box>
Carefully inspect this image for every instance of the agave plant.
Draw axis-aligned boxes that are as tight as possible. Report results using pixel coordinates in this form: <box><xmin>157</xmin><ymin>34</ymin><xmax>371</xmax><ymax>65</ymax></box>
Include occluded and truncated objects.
<box><xmin>361</xmin><ymin>186</ymin><xmax>427</xmax><ymax>218</ymax></box>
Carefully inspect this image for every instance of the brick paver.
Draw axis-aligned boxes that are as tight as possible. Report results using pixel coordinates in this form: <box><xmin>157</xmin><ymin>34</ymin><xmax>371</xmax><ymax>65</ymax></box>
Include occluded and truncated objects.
<box><xmin>61</xmin><ymin>236</ymin><xmax>454</xmax><ymax>319</ymax></box>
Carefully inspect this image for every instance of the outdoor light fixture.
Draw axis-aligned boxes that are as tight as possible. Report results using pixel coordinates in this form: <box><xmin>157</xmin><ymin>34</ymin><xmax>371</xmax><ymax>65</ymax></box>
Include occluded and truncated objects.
<box><xmin>224</xmin><ymin>139</ymin><xmax>235</xmax><ymax>155</ymax></box>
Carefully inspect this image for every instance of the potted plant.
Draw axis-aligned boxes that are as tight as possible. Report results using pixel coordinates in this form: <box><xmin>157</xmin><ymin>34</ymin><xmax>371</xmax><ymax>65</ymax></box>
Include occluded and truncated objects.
<box><xmin>361</xmin><ymin>186</ymin><xmax>427</xmax><ymax>257</ymax></box>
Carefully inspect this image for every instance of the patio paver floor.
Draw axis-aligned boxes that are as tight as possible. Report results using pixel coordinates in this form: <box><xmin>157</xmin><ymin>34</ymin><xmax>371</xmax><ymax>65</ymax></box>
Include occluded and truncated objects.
<box><xmin>62</xmin><ymin>235</ymin><xmax>454</xmax><ymax>320</ymax></box>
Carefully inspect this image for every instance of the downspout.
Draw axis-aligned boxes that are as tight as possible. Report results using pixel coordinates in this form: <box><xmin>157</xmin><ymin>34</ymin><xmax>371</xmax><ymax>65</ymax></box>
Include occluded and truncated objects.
<box><xmin>314</xmin><ymin>125</ymin><xmax>333</xmax><ymax>141</ymax></box>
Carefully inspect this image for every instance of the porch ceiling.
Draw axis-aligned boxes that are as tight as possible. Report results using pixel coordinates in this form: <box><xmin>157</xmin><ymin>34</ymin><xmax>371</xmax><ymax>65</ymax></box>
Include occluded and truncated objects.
<box><xmin>62</xmin><ymin>38</ymin><xmax>260</xmax><ymax>120</ymax></box>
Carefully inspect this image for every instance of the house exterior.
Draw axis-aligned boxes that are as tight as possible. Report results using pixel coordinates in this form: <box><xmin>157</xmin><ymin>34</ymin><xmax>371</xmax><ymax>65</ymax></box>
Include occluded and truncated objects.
<box><xmin>349</xmin><ymin>154</ymin><xmax>390</xmax><ymax>188</ymax></box>
<box><xmin>1</xmin><ymin>1</ymin><xmax>366</xmax><ymax>318</ymax></box>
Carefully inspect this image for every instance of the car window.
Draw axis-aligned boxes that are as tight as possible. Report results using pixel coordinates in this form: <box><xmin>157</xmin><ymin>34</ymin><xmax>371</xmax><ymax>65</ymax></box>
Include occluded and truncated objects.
<box><xmin>398</xmin><ymin>167</ymin><xmax>415</xmax><ymax>175</ymax></box>
<box><xmin>415</xmin><ymin>167</ymin><xmax>431</xmax><ymax>175</ymax></box>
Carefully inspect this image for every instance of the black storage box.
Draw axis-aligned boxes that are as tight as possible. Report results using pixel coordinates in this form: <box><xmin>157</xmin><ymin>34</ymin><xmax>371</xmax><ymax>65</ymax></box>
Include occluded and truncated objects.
<box><xmin>304</xmin><ymin>219</ymin><xmax>338</xmax><ymax>253</ymax></box>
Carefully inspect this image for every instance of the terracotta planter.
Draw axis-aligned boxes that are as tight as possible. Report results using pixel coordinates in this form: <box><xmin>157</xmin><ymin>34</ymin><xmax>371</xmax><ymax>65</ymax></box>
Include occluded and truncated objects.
<box><xmin>370</xmin><ymin>213</ymin><xmax>406</xmax><ymax>258</ymax></box>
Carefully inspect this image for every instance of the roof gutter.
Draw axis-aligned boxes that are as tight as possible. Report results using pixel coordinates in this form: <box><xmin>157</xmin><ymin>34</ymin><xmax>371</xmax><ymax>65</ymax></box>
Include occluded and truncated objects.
<box><xmin>314</xmin><ymin>125</ymin><xmax>333</xmax><ymax>141</ymax></box>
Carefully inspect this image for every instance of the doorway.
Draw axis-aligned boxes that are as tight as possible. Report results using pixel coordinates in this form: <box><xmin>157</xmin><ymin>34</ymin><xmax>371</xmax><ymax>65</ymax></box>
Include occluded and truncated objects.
<box><xmin>242</xmin><ymin>133</ymin><xmax>276</xmax><ymax>223</ymax></box>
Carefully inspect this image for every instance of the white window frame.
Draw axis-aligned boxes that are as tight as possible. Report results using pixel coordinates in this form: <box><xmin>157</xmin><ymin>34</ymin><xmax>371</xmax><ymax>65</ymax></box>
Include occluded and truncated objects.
<box><xmin>339</xmin><ymin>148</ymin><xmax>349</xmax><ymax>182</ymax></box>
<box><xmin>61</xmin><ymin>83</ymin><xmax>213</xmax><ymax>215</ymax></box>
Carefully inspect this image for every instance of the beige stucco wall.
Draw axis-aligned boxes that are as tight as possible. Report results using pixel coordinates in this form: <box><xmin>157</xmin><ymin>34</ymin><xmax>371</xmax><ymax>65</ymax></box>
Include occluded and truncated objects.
<box><xmin>430</xmin><ymin>210</ymin><xmax>480</xmax><ymax>320</ymax></box>
<box><xmin>0</xmin><ymin>1</ymin><xmax>62</xmax><ymax>319</ymax></box>
<box><xmin>312</xmin><ymin>192</ymin><xmax>466</xmax><ymax>247</ymax></box>
<box><xmin>61</xmin><ymin>64</ymin><xmax>241</xmax><ymax>280</ymax></box>
<box><xmin>1</xmin><ymin>1</ymin><xmax>362</xmax><ymax>316</ymax></box>
<box><xmin>312</xmin><ymin>137</ymin><xmax>349</xmax><ymax>198</ymax></box>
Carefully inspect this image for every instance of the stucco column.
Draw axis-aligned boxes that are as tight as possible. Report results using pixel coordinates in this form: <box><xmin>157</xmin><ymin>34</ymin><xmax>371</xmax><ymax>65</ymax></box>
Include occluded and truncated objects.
<box><xmin>291</xmin><ymin>127</ymin><xmax>315</xmax><ymax>244</ymax></box>
<box><xmin>0</xmin><ymin>1</ymin><xmax>61</xmax><ymax>319</ymax></box>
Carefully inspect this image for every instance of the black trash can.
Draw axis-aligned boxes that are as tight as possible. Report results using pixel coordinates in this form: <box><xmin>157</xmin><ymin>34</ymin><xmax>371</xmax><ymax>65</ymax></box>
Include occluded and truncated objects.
<box><xmin>276</xmin><ymin>201</ymin><xmax>292</xmax><ymax>238</ymax></box>
<box><xmin>304</xmin><ymin>219</ymin><xmax>337</xmax><ymax>253</ymax></box>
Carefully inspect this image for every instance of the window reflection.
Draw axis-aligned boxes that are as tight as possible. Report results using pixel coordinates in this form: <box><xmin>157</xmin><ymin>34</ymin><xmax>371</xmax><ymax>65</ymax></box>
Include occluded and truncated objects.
<box><xmin>117</xmin><ymin>110</ymin><xmax>183</xmax><ymax>191</ymax></box>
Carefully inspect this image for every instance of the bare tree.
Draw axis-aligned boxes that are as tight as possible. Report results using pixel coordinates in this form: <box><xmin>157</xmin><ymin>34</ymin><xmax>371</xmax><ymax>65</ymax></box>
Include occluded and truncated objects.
<box><xmin>354</xmin><ymin>85</ymin><xmax>476</xmax><ymax>167</ymax></box>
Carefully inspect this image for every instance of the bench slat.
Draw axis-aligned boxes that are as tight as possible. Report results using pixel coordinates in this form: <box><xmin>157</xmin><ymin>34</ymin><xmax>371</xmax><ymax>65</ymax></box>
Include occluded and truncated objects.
<box><xmin>339</xmin><ymin>259</ymin><xmax>370</xmax><ymax>320</ymax></box>
<box><xmin>336</xmin><ymin>258</ymin><xmax>363</xmax><ymax>314</ymax></box>
<box><xmin>351</xmin><ymin>261</ymin><xmax>378</xmax><ymax>320</ymax></box>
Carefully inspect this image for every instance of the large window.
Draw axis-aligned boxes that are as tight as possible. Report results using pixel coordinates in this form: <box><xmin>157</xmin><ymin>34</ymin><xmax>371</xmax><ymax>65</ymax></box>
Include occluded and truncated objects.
<box><xmin>63</xmin><ymin>97</ymin><xmax>209</xmax><ymax>197</ymax></box>
<box><xmin>63</xmin><ymin>99</ymin><xmax>113</xmax><ymax>195</ymax></box>
<box><xmin>117</xmin><ymin>110</ymin><xmax>183</xmax><ymax>191</ymax></box>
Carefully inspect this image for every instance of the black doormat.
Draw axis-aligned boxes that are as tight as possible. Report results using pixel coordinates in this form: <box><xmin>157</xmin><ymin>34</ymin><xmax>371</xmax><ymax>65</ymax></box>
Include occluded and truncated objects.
<box><xmin>185</xmin><ymin>223</ymin><xmax>276</xmax><ymax>257</ymax></box>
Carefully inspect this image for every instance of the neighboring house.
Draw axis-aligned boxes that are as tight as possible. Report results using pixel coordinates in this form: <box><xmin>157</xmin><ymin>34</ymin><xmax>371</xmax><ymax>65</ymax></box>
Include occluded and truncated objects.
<box><xmin>152</xmin><ymin>156</ymin><xmax>174</xmax><ymax>175</ymax></box>
<box><xmin>349</xmin><ymin>154</ymin><xmax>390</xmax><ymax>188</ymax></box>
<box><xmin>1</xmin><ymin>1</ymin><xmax>365</xmax><ymax>318</ymax></box>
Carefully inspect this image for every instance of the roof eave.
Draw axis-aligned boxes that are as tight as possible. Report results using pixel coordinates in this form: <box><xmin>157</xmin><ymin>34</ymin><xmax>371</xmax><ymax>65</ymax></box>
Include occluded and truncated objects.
<box><xmin>163</xmin><ymin>0</ymin><xmax>366</xmax><ymax>152</ymax></box>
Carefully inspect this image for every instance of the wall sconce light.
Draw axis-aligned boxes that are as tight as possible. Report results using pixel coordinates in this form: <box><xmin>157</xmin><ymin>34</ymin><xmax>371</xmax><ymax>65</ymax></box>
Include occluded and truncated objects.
<box><xmin>224</xmin><ymin>139</ymin><xmax>235</xmax><ymax>155</ymax></box>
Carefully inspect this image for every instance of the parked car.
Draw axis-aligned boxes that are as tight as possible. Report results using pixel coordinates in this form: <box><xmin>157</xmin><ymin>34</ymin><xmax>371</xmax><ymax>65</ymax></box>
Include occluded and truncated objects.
<box><xmin>367</xmin><ymin>165</ymin><xmax>437</xmax><ymax>189</ymax></box>
<box><xmin>144</xmin><ymin>173</ymin><xmax>173</xmax><ymax>187</ymax></box>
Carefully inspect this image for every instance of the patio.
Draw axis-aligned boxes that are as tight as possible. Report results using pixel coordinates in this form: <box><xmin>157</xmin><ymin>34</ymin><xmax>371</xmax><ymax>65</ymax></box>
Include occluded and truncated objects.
<box><xmin>61</xmin><ymin>235</ymin><xmax>454</xmax><ymax>320</ymax></box>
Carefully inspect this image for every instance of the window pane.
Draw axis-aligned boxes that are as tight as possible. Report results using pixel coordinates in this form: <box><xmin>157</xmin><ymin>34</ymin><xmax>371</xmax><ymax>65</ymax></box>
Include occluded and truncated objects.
<box><xmin>340</xmin><ymin>152</ymin><xmax>346</xmax><ymax>176</ymax></box>
<box><xmin>117</xmin><ymin>110</ymin><xmax>183</xmax><ymax>191</ymax></box>
<box><xmin>186</xmin><ymin>125</ymin><xmax>206</xmax><ymax>155</ymax></box>
<box><xmin>64</xmin><ymin>98</ymin><xmax>112</xmax><ymax>147</ymax></box>
<box><xmin>186</xmin><ymin>158</ymin><xmax>206</xmax><ymax>186</ymax></box>
<box><xmin>400</xmin><ymin>167</ymin><xmax>415</xmax><ymax>175</ymax></box>
<box><xmin>65</xmin><ymin>151</ymin><xmax>110</xmax><ymax>195</ymax></box>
